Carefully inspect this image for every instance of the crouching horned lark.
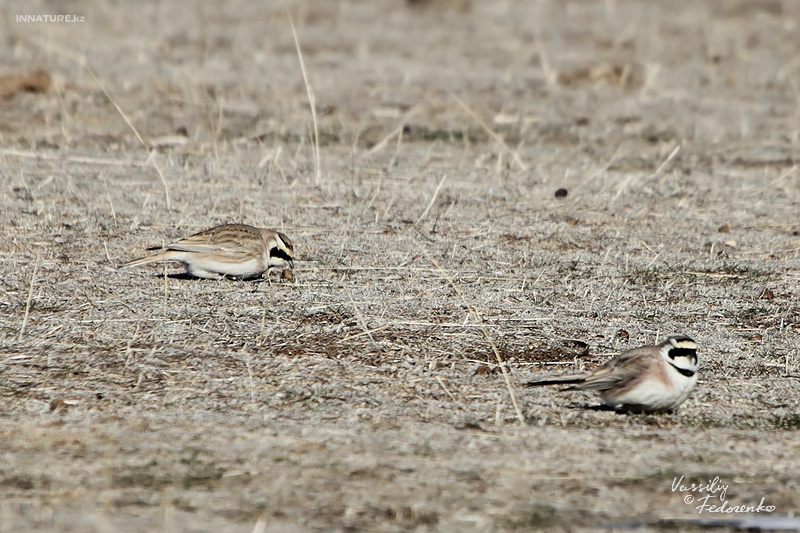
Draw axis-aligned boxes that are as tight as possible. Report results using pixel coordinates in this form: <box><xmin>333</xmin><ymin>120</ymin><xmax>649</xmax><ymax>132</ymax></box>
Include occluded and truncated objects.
<box><xmin>526</xmin><ymin>336</ymin><xmax>699</xmax><ymax>413</ymax></box>
<box><xmin>120</xmin><ymin>223</ymin><xmax>294</xmax><ymax>280</ymax></box>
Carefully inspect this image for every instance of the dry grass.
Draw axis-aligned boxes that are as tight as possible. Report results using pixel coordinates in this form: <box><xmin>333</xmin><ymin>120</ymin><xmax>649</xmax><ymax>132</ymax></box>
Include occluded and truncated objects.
<box><xmin>1</xmin><ymin>0</ymin><xmax>800</xmax><ymax>531</ymax></box>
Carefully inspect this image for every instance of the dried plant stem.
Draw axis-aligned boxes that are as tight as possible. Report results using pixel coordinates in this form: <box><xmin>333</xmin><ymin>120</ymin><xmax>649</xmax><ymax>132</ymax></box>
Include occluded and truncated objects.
<box><xmin>288</xmin><ymin>11</ymin><xmax>322</xmax><ymax>186</ymax></box>
<box><xmin>436</xmin><ymin>376</ymin><xmax>459</xmax><ymax>403</ymax></box>
<box><xmin>367</xmin><ymin>106</ymin><xmax>420</xmax><ymax>156</ymax></box>
<box><xmin>252</xmin><ymin>516</ymin><xmax>268</xmax><ymax>533</ymax></box>
<box><xmin>651</xmin><ymin>143</ymin><xmax>681</xmax><ymax>178</ymax></box>
<box><xmin>413</xmin><ymin>239</ymin><xmax>526</xmax><ymax>425</ymax></box>
<box><xmin>416</xmin><ymin>174</ymin><xmax>448</xmax><ymax>226</ymax></box>
<box><xmin>162</xmin><ymin>264</ymin><xmax>169</xmax><ymax>311</ymax></box>
<box><xmin>245</xmin><ymin>352</ymin><xmax>256</xmax><ymax>403</ymax></box>
<box><xmin>450</xmin><ymin>92</ymin><xmax>528</xmax><ymax>171</ymax></box>
<box><xmin>0</xmin><ymin>148</ymin><xmax>148</xmax><ymax>167</ymax></box>
<box><xmin>83</xmin><ymin>62</ymin><xmax>172</xmax><ymax>209</ymax></box>
<box><xmin>19</xmin><ymin>257</ymin><xmax>39</xmax><ymax>340</ymax></box>
<box><xmin>257</xmin><ymin>290</ymin><xmax>278</xmax><ymax>346</ymax></box>
<box><xmin>347</xmin><ymin>289</ymin><xmax>379</xmax><ymax>349</ymax></box>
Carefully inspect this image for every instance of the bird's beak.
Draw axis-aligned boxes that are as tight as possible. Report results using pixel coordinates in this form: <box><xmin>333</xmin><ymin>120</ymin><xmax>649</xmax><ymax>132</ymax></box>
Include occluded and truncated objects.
<box><xmin>288</xmin><ymin>259</ymin><xmax>295</xmax><ymax>269</ymax></box>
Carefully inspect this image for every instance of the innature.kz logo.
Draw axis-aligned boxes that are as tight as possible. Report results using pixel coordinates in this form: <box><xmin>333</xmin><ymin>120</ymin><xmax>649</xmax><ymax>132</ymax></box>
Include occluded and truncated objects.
<box><xmin>16</xmin><ymin>14</ymin><xmax>85</xmax><ymax>23</ymax></box>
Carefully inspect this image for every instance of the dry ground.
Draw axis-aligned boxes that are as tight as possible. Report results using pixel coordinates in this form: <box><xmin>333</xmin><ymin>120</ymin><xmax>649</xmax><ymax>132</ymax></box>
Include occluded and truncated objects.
<box><xmin>1</xmin><ymin>0</ymin><xmax>800</xmax><ymax>531</ymax></box>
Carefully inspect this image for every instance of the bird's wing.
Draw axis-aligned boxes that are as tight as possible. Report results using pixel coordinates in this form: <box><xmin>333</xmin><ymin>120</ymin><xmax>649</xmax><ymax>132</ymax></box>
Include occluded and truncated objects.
<box><xmin>571</xmin><ymin>348</ymin><xmax>653</xmax><ymax>391</ymax></box>
<box><xmin>165</xmin><ymin>228</ymin><xmax>245</xmax><ymax>254</ymax></box>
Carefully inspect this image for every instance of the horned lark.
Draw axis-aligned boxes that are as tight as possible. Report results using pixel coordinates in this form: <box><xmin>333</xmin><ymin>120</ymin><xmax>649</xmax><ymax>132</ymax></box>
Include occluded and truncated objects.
<box><xmin>120</xmin><ymin>223</ymin><xmax>294</xmax><ymax>280</ymax></box>
<box><xmin>526</xmin><ymin>336</ymin><xmax>699</xmax><ymax>413</ymax></box>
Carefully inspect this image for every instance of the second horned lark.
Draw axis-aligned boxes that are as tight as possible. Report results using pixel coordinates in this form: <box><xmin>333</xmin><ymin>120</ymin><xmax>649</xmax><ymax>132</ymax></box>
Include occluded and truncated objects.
<box><xmin>120</xmin><ymin>223</ymin><xmax>294</xmax><ymax>280</ymax></box>
<box><xmin>526</xmin><ymin>336</ymin><xmax>699</xmax><ymax>413</ymax></box>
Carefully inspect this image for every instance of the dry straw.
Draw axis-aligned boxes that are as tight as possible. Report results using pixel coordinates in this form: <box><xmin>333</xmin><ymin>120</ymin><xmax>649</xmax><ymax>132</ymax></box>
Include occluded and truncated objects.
<box><xmin>84</xmin><ymin>62</ymin><xmax>172</xmax><ymax>210</ymax></box>
<box><xmin>288</xmin><ymin>10</ymin><xmax>322</xmax><ymax>186</ymax></box>
<box><xmin>413</xmin><ymin>239</ymin><xmax>526</xmax><ymax>425</ymax></box>
<box><xmin>18</xmin><ymin>257</ymin><xmax>39</xmax><ymax>341</ymax></box>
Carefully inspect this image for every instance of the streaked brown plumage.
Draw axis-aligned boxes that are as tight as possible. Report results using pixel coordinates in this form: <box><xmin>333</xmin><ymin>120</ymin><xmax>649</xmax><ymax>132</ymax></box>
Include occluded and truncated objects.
<box><xmin>526</xmin><ymin>336</ymin><xmax>699</xmax><ymax>413</ymax></box>
<box><xmin>120</xmin><ymin>223</ymin><xmax>294</xmax><ymax>280</ymax></box>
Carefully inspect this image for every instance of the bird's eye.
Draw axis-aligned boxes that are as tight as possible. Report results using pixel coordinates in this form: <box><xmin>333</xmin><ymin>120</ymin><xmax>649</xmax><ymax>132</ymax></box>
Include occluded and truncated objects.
<box><xmin>669</xmin><ymin>348</ymin><xmax>696</xmax><ymax>360</ymax></box>
<box><xmin>271</xmin><ymin>248</ymin><xmax>293</xmax><ymax>262</ymax></box>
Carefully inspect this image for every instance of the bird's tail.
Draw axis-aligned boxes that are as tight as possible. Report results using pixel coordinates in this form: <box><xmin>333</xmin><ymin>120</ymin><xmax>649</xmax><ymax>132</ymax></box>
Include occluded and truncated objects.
<box><xmin>118</xmin><ymin>250</ymin><xmax>176</xmax><ymax>269</ymax></box>
<box><xmin>526</xmin><ymin>375</ymin><xmax>586</xmax><ymax>387</ymax></box>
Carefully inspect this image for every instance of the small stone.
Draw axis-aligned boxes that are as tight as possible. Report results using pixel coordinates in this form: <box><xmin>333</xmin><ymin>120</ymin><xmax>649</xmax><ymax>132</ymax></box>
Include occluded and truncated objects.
<box><xmin>554</xmin><ymin>188</ymin><xmax>568</xmax><ymax>199</ymax></box>
<box><xmin>49</xmin><ymin>399</ymin><xmax>78</xmax><ymax>412</ymax></box>
<box><xmin>474</xmin><ymin>364</ymin><xmax>493</xmax><ymax>375</ymax></box>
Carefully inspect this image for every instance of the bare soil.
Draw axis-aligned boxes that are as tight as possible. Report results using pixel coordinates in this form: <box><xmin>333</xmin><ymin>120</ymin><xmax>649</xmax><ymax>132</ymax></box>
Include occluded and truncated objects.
<box><xmin>1</xmin><ymin>1</ymin><xmax>799</xmax><ymax>531</ymax></box>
